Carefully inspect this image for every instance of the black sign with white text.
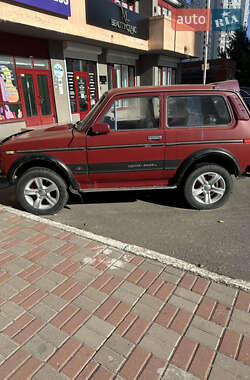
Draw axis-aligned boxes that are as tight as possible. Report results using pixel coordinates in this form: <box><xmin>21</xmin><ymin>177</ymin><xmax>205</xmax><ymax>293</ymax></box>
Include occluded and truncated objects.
<box><xmin>85</xmin><ymin>0</ymin><xmax>149</xmax><ymax>40</ymax></box>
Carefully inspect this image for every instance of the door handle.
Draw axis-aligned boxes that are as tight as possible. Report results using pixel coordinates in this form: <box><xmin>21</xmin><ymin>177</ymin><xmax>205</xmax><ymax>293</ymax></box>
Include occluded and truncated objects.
<box><xmin>148</xmin><ymin>136</ymin><xmax>162</xmax><ymax>141</ymax></box>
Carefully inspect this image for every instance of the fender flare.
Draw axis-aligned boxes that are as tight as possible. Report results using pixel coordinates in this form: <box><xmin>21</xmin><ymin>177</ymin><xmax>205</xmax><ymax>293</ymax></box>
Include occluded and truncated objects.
<box><xmin>172</xmin><ymin>148</ymin><xmax>241</xmax><ymax>185</ymax></box>
<box><xmin>7</xmin><ymin>153</ymin><xmax>80</xmax><ymax>191</ymax></box>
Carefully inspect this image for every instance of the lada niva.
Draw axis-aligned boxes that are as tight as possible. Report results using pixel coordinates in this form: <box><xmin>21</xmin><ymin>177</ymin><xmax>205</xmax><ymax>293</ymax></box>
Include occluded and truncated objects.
<box><xmin>0</xmin><ymin>80</ymin><xmax>250</xmax><ymax>215</ymax></box>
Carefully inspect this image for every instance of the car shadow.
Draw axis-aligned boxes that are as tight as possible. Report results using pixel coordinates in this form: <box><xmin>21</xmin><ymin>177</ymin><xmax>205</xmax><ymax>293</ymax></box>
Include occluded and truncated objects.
<box><xmin>136</xmin><ymin>189</ymin><xmax>188</xmax><ymax>209</ymax></box>
<box><xmin>0</xmin><ymin>184</ymin><xmax>20</xmax><ymax>208</ymax></box>
<box><xmin>72</xmin><ymin>188</ymin><xmax>189</xmax><ymax>210</ymax></box>
<box><xmin>0</xmin><ymin>183</ymin><xmax>189</xmax><ymax>211</ymax></box>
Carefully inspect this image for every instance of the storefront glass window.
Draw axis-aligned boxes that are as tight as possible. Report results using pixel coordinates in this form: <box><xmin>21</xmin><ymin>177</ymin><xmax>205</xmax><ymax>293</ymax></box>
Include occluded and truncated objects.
<box><xmin>15</xmin><ymin>57</ymin><xmax>33</xmax><ymax>69</ymax></box>
<box><xmin>108</xmin><ymin>64</ymin><xmax>135</xmax><ymax>89</ymax></box>
<box><xmin>81</xmin><ymin>60</ymin><xmax>87</xmax><ymax>72</ymax></box>
<box><xmin>66</xmin><ymin>58</ymin><xmax>98</xmax><ymax>116</ymax></box>
<box><xmin>114</xmin><ymin>64</ymin><xmax>121</xmax><ymax>88</ymax></box>
<box><xmin>1</xmin><ymin>53</ymin><xmax>54</xmax><ymax>127</ymax></box>
<box><xmin>158</xmin><ymin>69</ymin><xmax>161</xmax><ymax>86</ymax></box>
<box><xmin>66</xmin><ymin>59</ymin><xmax>74</xmax><ymax>72</ymax></box>
<box><xmin>158</xmin><ymin>66</ymin><xmax>176</xmax><ymax>85</ymax></box>
<box><xmin>129</xmin><ymin>66</ymin><xmax>135</xmax><ymax>87</ymax></box>
<box><xmin>88</xmin><ymin>61</ymin><xmax>97</xmax><ymax>101</ymax></box>
<box><xmin>108</xmin><ymin>63</ymin><xmax>135</xmax><ymax>108</ymax></box>
<box><xmin>172</xmin><ymin>69</ymin><xmax>176</xmax><ymax>84</ymax></box>
<box><xmin>0</xmin><ymin>104</ymin><xmax>23</xmax><ymax>121</ymax></box>
<box><xmin>66</xmin><ymin>59</ymin><xmax>76</xmax><ymax>114</ymax></box>
<box><xmin>77</xmin><ymin>76</ymin><xmax>88</xmax><ymax>112</ymax></box>
<box><xmin>34</xmin><ymin>59</ymin><xmax>49</xmax><ymax>70</ymax></box>
<box><xmin>122</xmin><ymin>65</ymin><xmax>129</xmax><ymax>88</ymax></box>
<box><xmin>108</xmin><ymin>65</ymin><xmax>113</xmax><ymax>90</ymax></box>
<box><xmin>88</xmin><ymin>61</ymin><xmax>95</xmax><ymax>74</ymax></box>
<box><xmin>74</xmin><ymin>60</ymin><xmax>81</xmax><ymax>72</ymax></box>
<box><xmin>0</xmin><ymin>55</ymin><xmax>23</xmax><ymax>122</ymax></box>
<box><xmin>0</xmin><ymin>56</ymin><xmax>19</xmax><ymax>102</ymax></box>
<box><xmin>111</xmin><ymin>0</ymin><xmax>135</xmax><ymax>11</ymax></box>
<box><xmin>70</xmin><ymin>101</ymin><xmax>77</xmax><ymax>113</ymax></box>
<box><xmin>157</xmin><ymin>0</ymin><xmax>172</xmax><ymax>18</ymax></box>
<box><xmin>168</xmin><ymin>68</ymin><xmax>172</xmax><ymax>84</ymax></box>
<box><xmin>162</xmin><ymin>68</ymin><xmax>167</xmax><ymax>85</ymax></box>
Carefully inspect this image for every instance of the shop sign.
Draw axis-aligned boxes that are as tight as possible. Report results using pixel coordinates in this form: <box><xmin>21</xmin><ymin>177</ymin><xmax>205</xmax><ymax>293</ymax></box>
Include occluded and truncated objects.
<box><xmin>110</xmin><ymin>7</ymin><xmax>137</xmax><ymax>36</ymax></box>
<box><xmin>53</xmin><ymin>63</ymin><xmax>64</xmax><ymax>79</ymax></box>
<box><xmin>11</xmin><ymin>0</ymin><xmax>71</xmax><ymax>17</ymax></box>
<box><xmin>53</xmin><ymin>63</ymin><xmax>64</xmax><ymax>95</ymax></box>
<box><xmin>86</xmin><ymin>0</ymin><xmax>149</xmax><ymax>40</ymax></box>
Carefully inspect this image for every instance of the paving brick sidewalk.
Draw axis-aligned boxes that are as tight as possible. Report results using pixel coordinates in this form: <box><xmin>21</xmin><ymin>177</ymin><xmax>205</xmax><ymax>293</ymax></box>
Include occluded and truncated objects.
<box><xmin>0</xmin><ymin>208</ymin><xmax>249</xmax><ymax>379</ymax></box>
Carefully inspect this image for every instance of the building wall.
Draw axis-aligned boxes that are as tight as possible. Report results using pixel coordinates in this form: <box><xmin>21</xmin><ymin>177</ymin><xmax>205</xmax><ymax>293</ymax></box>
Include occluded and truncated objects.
<box><xmin>49</xmin><ymin>41</ymin><xmax>72</xmax><ymax>126</ymax></box>
<box><xmin>0</xmin><ymin>0</ymin><xmax>148</xmax><ymax>52</ymax></box>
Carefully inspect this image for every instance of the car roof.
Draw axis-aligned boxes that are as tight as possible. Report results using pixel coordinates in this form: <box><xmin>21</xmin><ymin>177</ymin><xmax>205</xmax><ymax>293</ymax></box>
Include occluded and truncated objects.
<box><xmin>106</xmin><ymin>80</ymin><xmax>240</xmax><ymax>98</ymax></box>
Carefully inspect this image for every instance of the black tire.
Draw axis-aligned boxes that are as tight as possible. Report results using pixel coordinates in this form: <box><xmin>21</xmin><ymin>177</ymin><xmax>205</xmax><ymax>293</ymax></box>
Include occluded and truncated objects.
<box><xmin>16</xmin><ymin>167</ymin><xmax>69</xmax><ymax>215</ymax></box>
<box><xmin>183</xmin><ymin>164</ymin><xmax>233</xmax><ymax>210</ymax></box>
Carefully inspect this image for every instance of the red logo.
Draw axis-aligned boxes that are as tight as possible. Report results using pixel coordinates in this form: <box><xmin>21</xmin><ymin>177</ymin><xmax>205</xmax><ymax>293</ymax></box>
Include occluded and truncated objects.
<box><xmin>171</xmin><ymin>9</ymin><xmax>211</xmax><ymax>31</ymax></box>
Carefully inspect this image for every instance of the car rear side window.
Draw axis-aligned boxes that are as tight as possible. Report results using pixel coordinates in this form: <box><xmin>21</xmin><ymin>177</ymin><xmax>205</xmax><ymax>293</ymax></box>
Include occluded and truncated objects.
<box><xmin>167</xmin><ymin>95</ymin><xmax>232</xmax><ymax>128</ymax></box>
<box><xmin>100</xmin><ymin>96</ymin><xmax>160</xmax><ymax>131</ymax></box>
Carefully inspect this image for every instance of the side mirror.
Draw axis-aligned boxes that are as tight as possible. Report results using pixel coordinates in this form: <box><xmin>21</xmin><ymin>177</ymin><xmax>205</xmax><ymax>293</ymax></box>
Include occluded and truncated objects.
<box><xmin>92</xmin><ymin>123</ymin><xmax>110</xmax><ymax>135</ymax></box>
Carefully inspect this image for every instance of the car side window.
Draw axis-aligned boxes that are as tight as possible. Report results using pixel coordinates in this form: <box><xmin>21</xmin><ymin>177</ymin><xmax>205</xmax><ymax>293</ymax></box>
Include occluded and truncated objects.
<box><xmin>100</xmin><ymin>96</ymin><xmax>160</xmax><ymax>131</ymax></box>
<box><xmin>167</xmin><ymin>95</ymin><xmax>232</xmax><ymax>128</ymax></box>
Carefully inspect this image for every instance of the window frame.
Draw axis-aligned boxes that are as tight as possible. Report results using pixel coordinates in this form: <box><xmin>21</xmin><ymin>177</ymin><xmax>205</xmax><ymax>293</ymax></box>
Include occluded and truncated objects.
<box><xmin>166</xmin><ymin>94</ymin><xmax>233</xmax><ymax>129</ymax></box>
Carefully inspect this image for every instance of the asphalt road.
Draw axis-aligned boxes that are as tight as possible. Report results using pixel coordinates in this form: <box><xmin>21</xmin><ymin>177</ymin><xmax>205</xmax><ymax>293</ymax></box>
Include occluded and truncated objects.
<box><xmin>1</xmin><ymin>177</ymin><xmax>250</xmax><ymax>282</ymax></box>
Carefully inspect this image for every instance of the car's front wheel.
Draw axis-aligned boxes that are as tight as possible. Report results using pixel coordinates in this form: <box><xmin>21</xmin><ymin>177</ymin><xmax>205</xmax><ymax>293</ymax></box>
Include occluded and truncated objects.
<box><xmin>16</xmin><ymin>167</ymin><xmax>68</xmax><ymax>215</ymax></box>
<box><xmin>183</xmin><ymin>164</ymin><xmax>233</xmax><ymax>210</ymax></box>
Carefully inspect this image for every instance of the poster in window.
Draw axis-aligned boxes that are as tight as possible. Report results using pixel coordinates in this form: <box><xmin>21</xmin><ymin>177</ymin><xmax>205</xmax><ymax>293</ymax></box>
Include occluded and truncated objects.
<box><xmin>77</xmin><ymin>77</ymin><xmax>88</xmax><ymax>112</ymax></box>
<box><xmin>0</xmin><ymin>62</ymin><xmax>19</xmax><ymax>103</ymax></box>
<box><xmin>0</xmin><ymin>104</ymin><xmax>23</xmax><ymax>120</ymax></box>
<box><xmin>67</xmin><ymin>72</ymin><xmax>76</xmax><ymax>100</ymax></box>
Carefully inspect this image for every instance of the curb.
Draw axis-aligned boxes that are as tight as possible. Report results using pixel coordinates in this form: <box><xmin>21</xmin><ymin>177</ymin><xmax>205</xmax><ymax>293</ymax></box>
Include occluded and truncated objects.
<box><xmin>1</xmin><ymin>204</ymin><xmax>250</xmax><ymax>292</ymax></box>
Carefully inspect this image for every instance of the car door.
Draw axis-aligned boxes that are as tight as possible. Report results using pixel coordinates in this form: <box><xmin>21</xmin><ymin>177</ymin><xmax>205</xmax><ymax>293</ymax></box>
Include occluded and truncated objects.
<box><xmin>85</xmin><ymin>93</ymin><xmax>167</xmax><ymax>188</ymax></box>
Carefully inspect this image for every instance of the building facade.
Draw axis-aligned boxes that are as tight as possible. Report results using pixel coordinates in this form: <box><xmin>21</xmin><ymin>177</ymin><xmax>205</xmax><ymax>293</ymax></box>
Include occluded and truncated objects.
<box><xmin>0</xmin><ymin>0</ymin><xmax>200</xmax><ymax>138</ymax></box>
<box><xmin>189</xmin><ymin>0</ymin><xmax>249</xmax><ymax>60</ymax></box>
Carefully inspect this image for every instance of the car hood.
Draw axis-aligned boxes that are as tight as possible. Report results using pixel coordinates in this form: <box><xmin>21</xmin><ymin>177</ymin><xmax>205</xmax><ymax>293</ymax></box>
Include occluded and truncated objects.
<box><xmin>0</xmin><ymin>124</ymin><xmax>82</xmax><ymax>151</ymax></box>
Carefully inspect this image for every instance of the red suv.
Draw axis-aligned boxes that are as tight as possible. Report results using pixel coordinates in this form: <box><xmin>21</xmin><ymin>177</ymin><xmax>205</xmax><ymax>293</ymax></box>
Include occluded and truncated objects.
<box><xmin>0</xmin><ymin>80</ymin><xmax>250</xmax><ymax>215</ymax></box>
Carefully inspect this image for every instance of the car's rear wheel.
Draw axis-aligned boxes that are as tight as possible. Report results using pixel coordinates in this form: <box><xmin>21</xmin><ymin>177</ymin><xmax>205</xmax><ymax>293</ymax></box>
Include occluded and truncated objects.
<box><xmin>16</xmin><ymin>167</ymin><xmax>68</xmax><ymax>215</ymax></box>
<box><xmin>183</xmin><ymin>164</ymin><xmax>233</xmax><ymax>210</ymax></box>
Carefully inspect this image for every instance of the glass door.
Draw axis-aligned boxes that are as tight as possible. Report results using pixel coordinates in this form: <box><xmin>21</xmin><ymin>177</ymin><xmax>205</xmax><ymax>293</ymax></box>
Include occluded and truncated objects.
<box><xmin>19</xmin><ymin>73</ymin><xmax>38</xmax><ymax>126</ymax></box>
<box><xmin>17</xmin><ymin>69</ymin><xmax>56</xmax><ymax>127</ymax></box>
<box><xmin>75</xmin><ymin>72</ymin><xmax>91</xmax><ymax>119</ymax></box>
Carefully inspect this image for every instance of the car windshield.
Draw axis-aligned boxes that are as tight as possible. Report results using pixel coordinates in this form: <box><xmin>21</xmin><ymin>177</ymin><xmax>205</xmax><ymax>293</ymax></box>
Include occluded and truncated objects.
<box><xmin>78</xmin><ymin>93</ymin><xmax>107</xmax><ymax>131</ymax></box>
